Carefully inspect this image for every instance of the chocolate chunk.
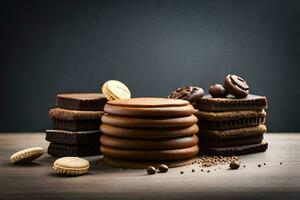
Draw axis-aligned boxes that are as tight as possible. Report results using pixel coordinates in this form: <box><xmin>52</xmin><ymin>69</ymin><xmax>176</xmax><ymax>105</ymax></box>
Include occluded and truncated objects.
<box><xmin>209</xmin><ymin>84</ymin><xmax>227</xmax><ymax>98</ymax></box>
<box><xmin>229</xmin><ymin>161</ymin><xmax>240</xmax><ymax>170</ymax></box>
<box><xmin>224</xmin><ymin>74</ymin><xmax>249</xmax><ymax>98</ymax></box>
<box><xmin>146</xmin><ymin>166</ymin><xmax>156</xmax><ymax>175</ymax></box>
<box><xmin>158</xmin><ymin>164</ymin><xmax>168</xmax><ymax>173</ymax></box>
<box><xmin>168</xmin><ymin>86</ymin><xmax>204</xmax><ymax>103</ymax></box>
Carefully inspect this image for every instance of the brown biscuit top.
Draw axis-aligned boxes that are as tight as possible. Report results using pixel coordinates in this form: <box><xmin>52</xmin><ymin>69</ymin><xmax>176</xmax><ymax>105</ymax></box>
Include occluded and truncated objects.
<box><xmin>49</xmin><ymin>108</ymin><xmax>104</xmax><ymax>121</ymax></box>
<box><xmin>56</xmin><ymin>93</ymin><xmax>107</xmax><ymax>111</ymax></box>
<box><xmin>107</xmin><ymin>98</ymin><xmax>189</xmax><ymax>107</ymax></box>
<box><xmin>194</xmin><ymin>109</ymin><xmax>266</xmax><ymax>121</ymax></box>
<box><xmin>194</xmin><ymin>94</ymin><xmax>267</xmax><ymax>112</ymax></box>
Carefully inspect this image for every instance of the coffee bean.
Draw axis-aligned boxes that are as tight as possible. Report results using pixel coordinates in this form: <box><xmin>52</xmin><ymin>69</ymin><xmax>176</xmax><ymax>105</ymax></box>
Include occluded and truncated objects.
<box><xmin>258</xmin><ymin>164</ymin><xmax>261</xmax><ymax>168</ymax></box>
<box><xmin>146</xmin><ymin>166</ymin><xmax>156</xmax><ymax>175</ymax></box>
<box><xmin>158</xmin><ymin>164</ymin><xmax>168</xmax><ymax>173</ymax></box>
<box><xmin>229</xmin><ymin>161</ymin><xmax>240</xmax><ymax>170</ymax></box>
<box><xmin>180</xmin><ymin>171</ymin><xmax>184</xmax><ymax>174</ymax></box>
<box><xmin>209</xmin><ymin>84</ymin><xmax>227</xmax><ymax>98</ymax></box>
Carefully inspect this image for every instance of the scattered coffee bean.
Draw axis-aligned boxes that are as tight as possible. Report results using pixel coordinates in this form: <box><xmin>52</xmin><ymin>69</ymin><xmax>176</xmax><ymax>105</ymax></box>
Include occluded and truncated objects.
<box><xmin>180</xmin><ymin>171</ymin><xmax>184</xmax><ymax>174</ymax></box>
<box><xmin>146</xmin><ymin>166</ymin><xmax>156</xmax><ymax>175</ymax></box>
<box><xmin>209</xmin><ymin>84</ymin><xmax>227</xmax><ymax>98</ymax></box>
<box><xmin>158</xmin><ymin>164</ymin><xmax>168</xmax><ymax>173</ymax></box>
<box><xmin>258</xmin><ymin>164</ymin><xmax>261</xmax><ymax>168</ymax></box>
<box><xmin>192</xmin><ymin>169</ymin><xmax>195</xmax><ymax>172</ymax></box>
<box><xmin>229</xmin><ymin>161</ymin><xmax>240</xmax><ymax>170</ymax></box>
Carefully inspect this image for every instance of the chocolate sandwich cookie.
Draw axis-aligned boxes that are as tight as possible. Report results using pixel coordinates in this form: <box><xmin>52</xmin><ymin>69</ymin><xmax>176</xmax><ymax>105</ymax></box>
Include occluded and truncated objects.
<box><xmin>195</xmin><ymin>110</ymin><xmax>266</xmax><ymax>130</ymax></box>
<box><xmin>49</xmin><ymin>108</ymin><xmax>104</xmax><ymax>131</ymax></box>
<box><xmin>100</xmin><ymin>135</ymin><xmax>198</xmax><ymax>150</ymax></box>
<box><xmin>224</xmin><ymin>74</ymin><xmax>249</xmax><ymax>98</ymax></box>
<box><xmin>104</xmin><ymin>103</ymin><xmax>194</xmax><ymax>117</ymax></box>
<box><xmin>201</xmin><ymin>141</ymin><xmax>268</xmax><ymax>156</ymax></box>
<box><xmin>168</xmin><ymin>86</ymin><xmax>204</xmax><ymax>103</ymax></box>
<box><xmin>102</xmin><ymin>114</ymin><xmax>198</xmax><ymax>128</ymax></box>
<box><xmin>199</xmin><ymin>135</ymin><xmax>264</xmax><ymax>148</ymax></box>
<box><xmin>46</xmin><ymin>130</ymin><xmax>101</xmax><ymax>145</ymax></box>
<box><xmin>199</xmin><ymin>125</ymin><xmax>266</xmax><ymax>139</ymax></box>
<box><xmin>47</xmin><ymin>143</ymin><xmax>100</xmax><ymax>157</ymax></box>
<box><xmin>100</xmin><ymin>145</ymin><xmax>199</xmax><ymax>161</ymax></box>
<box><xmin>100</xmin><ymin>124</ymin><xmax>199</xmax><ymax>139</ymax></box>
<box><xmin>194</xmin><ymin>94</ymin><xmax>267</xmax><ymax>112</ymax></box>
<box><xmin>102</xmin><ymin>157</ymin><xmax>197</xmax><ymax>169</ymax></box>
<box><xmin>56</xmin><ymin>93</ymin><xmax>107</xmax><ymax>111</ymax></box>
<box><xmin>49</xmin><ymin>108</ymin><xmax>104</xmax><ymax>121</ymax></box>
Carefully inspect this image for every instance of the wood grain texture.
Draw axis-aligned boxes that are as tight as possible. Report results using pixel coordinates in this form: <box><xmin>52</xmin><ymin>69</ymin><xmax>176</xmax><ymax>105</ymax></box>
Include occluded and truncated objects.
<box><xmin>0</xmin><ymin>133</ymin><xmax>299</xmax><ymax>200</ymax></box>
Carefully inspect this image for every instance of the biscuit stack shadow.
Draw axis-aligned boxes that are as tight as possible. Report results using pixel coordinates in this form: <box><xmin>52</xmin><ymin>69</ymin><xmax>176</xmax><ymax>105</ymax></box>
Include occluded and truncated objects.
<box><xmin>46</xmin><ymin>93</ymin><xmax>107</xmax><ymax>157</ymax></box>
<box><xmin>100</xmin><ymin>98</ymin><xmax>199</xmax><ymax>169</ymax></box>
<box><xmin>194</xmin><ymin>94</ymin><xmax>268</xmax><ymax>155</ymax></box>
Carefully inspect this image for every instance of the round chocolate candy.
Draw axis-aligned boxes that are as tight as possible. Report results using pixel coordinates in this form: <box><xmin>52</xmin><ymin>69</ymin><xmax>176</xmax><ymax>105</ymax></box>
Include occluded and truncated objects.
<box><xmin>224</xmin><ymin>74</ymin><xmax>249</xmax><ymax>98</ymax></box>
<box><xmin>229</xmin><ymin>161</ymin><xmax>240</xmax><ymax>170</ymax></box>
<box><xmin>168</xmin><ymin>86</ymin><xmax>204</xmax><ymax>103</ymax></box>
<box><xmin>146</xmin><ymin>166</ymin><xmax>156</xmax><ymax>175</ymax></box>
<box><xmin>158</xmin><ymin>164</ymin><xmax>168</xmax><ymax>173</ymax></box>
<box><xmin>209</xmin><ymin>84</ymin><xmax>227</xmax><ymax>98</ymax></box>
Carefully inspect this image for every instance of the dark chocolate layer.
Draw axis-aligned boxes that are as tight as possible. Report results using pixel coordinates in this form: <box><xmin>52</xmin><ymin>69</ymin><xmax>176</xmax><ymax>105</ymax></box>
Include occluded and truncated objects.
<box><xmin>47</xmin><ymin>143</ymin><xmax>100</xmax><ymax>157</ymax></box>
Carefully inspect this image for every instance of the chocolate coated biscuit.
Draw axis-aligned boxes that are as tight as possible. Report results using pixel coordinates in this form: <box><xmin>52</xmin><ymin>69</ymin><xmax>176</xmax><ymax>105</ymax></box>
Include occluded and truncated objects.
<box><xmin>102</xmin><ymin>156</ymin><xmax>196</xmax><ymax>169</ymax></box>
<box><xmin>46</xmin><ymin>129</ymin><xmax>101</xmax><ymax>145</ymax></box>
<box><xmin>200</xmin><ymin>141</ymin><xmax>268</xmax><ymax>156</ymax></box>
<box><xmin>107</xmin><ymin>97</ymin><xmax>189</xmax><ymax>107</ymax></box>
<box><xmin>47</xmin><ymin>143</ymin><xmax>100</xmax><ymax>157</ymax></box>
<box><xmin>195</xmin><ymin>110</ymin><xmax>266</xmax><ymax>121</ymax></box>
<box><xmin>100</xmin><ymin>124</ymin><xmax>199</xmax><ymax>139</ymax></box>
<box><xmin>102</xmin><ymin>114</ymin><xmax>198</xmax><ymax>128</ymax></box>
<box><xmin>100</xmin><ymin>135</ymin><xmax>198</xmax><ymax>150</ymax></box>
<box><xmin>199</xmin><ymin>134</ymin><xmax>264</xmax><ymax>148</ymax></box>
<box><xmin>49</xmin><ymin>108</ymin><xmax>104</xmax><ymax>121</ymax></box>
<box><xmin>194</xmin><ymin>94</ymin><xmax>267</xmax><ymax>112</ymax></box>
<box><xmin>104</xmin><ymin>103</ymin><xmax>195</xmax><ymax>117</ymax></box>
<box><xmin>52</xmin><ymin>119</ymin><xmax>101</xmax><ymax>131</ymax></box>
<box><xmin>100</xmin><ymin>145</ymin><xmax>199</xmax><ymax>161</ymax></box>
<box><xmin>199</xmin><ymin>125</ymin><xmax>266</xmax><ymax>139</ymax></box>
<box><xmin>56</xmin><ymin>93</ymin><xmax>107</xmax><ymax>111</ymax></box>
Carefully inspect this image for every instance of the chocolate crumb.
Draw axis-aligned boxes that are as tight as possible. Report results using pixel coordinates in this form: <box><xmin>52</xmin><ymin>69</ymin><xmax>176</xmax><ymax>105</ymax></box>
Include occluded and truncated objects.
<box><xmin>192</xmin><ymin>169</ymin><xmax>195</xmax><ymax>172</ymax></box>
<box><xmin>180</xmin><ymin>171</ymin><xmax>184</xmax><ymax>174</ymax></box>
<box><xmin>207</xmin><ymin>170</ymin><xmax>210</xmax><ymax>173</ymax></box>
<box><xmin>263</xmin><ymin>163</ymin><xmax>266</xmax><ymax>165</ymax></box>
<box><xmin>280</xmin><ymin>162</ymin><xmax>283</xmax><ymax>165</ymax></box>
<box><xmin>258</xmin><ymin>164</ymin><xmax>261</xmax><ymax>168</ymax></box>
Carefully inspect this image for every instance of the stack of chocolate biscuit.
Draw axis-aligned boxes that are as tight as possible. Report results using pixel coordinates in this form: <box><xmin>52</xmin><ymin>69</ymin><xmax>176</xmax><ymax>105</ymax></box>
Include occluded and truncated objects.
<box><xmin>100</xmin><ymin>98</ymin><xmax>199</xmax><ymax>168</ymax></box>
<box><xmin>46</xmin><ymin>93</ymin><xmax>107</xmax><ymax>157</ymax></box>
<box><xmin>169</xmin><ymin>74</ymin><xmax>268</xmax><ymax>156</ymax></box>
<box><xmin>195</xmin><ymin>94</ymin><xmax>268</xmax><ymax>155</ymax></box>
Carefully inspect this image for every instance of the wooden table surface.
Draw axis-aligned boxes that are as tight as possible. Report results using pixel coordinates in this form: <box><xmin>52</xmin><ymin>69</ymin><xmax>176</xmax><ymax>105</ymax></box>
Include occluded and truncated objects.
<box><xmin>0</xmin><ymin>133</ymin><xmax>299</xmax><ymax>200</ymax></box>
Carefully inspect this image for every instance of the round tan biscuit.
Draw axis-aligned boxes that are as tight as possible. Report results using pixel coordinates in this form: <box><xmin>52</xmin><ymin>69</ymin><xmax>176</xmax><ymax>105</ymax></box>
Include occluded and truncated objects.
<box><xmin>10</xmin><ymin>147</ymin><xmax>44</xmax><ymax>164</ymax></box>
<box><xmin>100</xmin><ymin>145</ymin><xmax>199</xmax><ymax>161</ymax></box>
<box><xmin>53</xmin><ymin>157</ymin><xmax>90</xmax><ymax>176</ymax></box>
<box><xmin>102</xmin><ymin>80</ymin><xmax>131</xmax><ymax>100</ymax></box>
<box><xmin>100</xmin><ymin>135</ymin><xmax>198</xmax><ymax>150</ymax></box>
<box><xmin>106</xmin><ymin>97</ymin><xmax>189</xmax><ymax>107</ymax></box>
<box><xmin>102</xmin><ymin>156</ymin><xmax>197</xmax><ymax>169</ymax></box>
<box><xmin>104</xmin><ymin>103</ymin><xmax>195</xmax><ymax>117</ymax></box>
<box><xmin>101</xmin><ymin>114</ymin><xmax>198</xmax><ymax>128</ymax></box>
<box><xmin>100</xmin><ymin>124</ymin><xmax>199</xmax><ymax>139</ymax></box>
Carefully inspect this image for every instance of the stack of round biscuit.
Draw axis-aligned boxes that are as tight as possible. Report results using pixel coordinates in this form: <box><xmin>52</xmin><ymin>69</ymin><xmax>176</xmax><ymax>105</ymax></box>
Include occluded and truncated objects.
<box><xmin>100</xmin><ymin>98</ymin><xmax>199</xmax><ymax>169</ymax></box>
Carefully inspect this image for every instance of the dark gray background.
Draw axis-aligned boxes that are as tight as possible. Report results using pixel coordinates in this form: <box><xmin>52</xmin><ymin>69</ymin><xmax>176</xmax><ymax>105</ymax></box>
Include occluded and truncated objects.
<box><xmin>0</xmin><ymin>0</ymin><xmax>299</xmax><ymax>132</ymax></box>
